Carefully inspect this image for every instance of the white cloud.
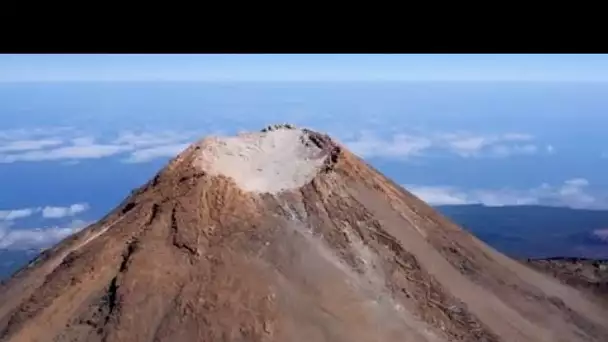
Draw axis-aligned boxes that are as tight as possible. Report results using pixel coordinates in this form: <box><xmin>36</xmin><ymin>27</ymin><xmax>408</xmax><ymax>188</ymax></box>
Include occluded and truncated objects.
<box><xmin>406</xmin><ymin>178</ymin><xmax>606</xmax><ymax>210</ymax></box>
<box><xmin>440</xmin><ymin>133</ymin><xmax>537</xmax><ymax>158</ymax></box>
<box><xmin>0</xmin><ymin>129</ymin><xmax>200</xmax><ymax>164</ymax></box>
<box><xmin>563</xmin><ymin>178</ymin><xmax>589</xmax><ymax>187</ymax></box>
<box><xmin>4</xmin><ymin>145</ymin><xmax>128</xmax><ymax>163</ymax></box>
<box><xmin>404</xmin><ymin>186</ymin><xmax>470</xmax><ymax>205</ymax></box>
<box><xmin>0</xmin><ymin>127</ymin><xmax>552</xmax><ymax>163</ymax></box>
<box><xmin>0</xmin><ymin>203</ymin><xmax>89</xmax><ymax>221</ymax></box>
<box><xmin>342</xmin><ymin>131</ymin><xmax>432</xmax><ymax>158</ymax></box>
<box><xmin>555</xmin><ymin>178</ymin><xmax>596</xmax><ymax>207</ymax></box>
<box><xmin>0</xmin><ymin>219</ymin><xmax>91</xmax><ymax>250</ymax></box>
<box><xmin>0</xmin><ymin>139</ymin><xmax>63</xmax><ymax>153</ymax></box>
<box><xmin>112</xmin><ymin>131</ymin><xmax>195</xmax><ymax>148</ymax></box>
<box><xmin>41</xmin><ymin>203</ymin><xmax>89</xmax><ymax>219</ymax></box>
<box><xmin>123</xmin><ymin>143</ymin><xmax>190</xmax><ymax>163</ymax></box>
<box><xmin>0</xmin><ymin>127</ymin><xmax>73</xmax><ymax>141</ymax></box>
<box><xmin>445</xmin><ymin>136</ymin><xmax>488</xmax><ymax>156</ymax></box>
<box><xmin>407</xmin><ymin>185</ymin><xmax>537</xmax><ymax>206</ymax></box>
<box><xmin>341</xmin><ymin>130</ymin><xmax>548</xmax><ymax>159</ymax></box>
<box><xmin>593</xmin><ymin>229</ymin><xmax>608</xmax><ymax>242</ymax></box>
<box><xmin>0</xmin><ymin>208</ymin><xmax>38</xmax><ymax>221</ymax></box>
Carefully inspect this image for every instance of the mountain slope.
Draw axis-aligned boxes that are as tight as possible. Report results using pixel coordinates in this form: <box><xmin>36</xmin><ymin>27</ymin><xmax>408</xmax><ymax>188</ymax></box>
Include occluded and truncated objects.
<box><xmin>0</xmin><ymin>125</ymin><xmax>606</xmax><ymax>342</ymax></box>
<box><xmin>527</xmin><ymin>258</ymin><xmax>608</xmax><ymax>305</ymax></box>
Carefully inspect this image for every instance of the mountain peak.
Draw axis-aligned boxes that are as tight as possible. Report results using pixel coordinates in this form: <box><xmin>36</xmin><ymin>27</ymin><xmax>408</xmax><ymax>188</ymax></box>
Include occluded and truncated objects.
<box><xmin>1</xmin><ymin>125</ymin><xmax>607</xmax><ymax>342</ymax></box>
<box><xmin>191</xmin><ymin>125</ymin><xmax>339</xmax><ymax>194</ymax></box>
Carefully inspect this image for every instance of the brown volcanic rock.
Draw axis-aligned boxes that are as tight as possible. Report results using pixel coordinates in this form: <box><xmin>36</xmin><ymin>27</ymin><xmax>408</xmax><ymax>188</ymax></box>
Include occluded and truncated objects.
<box><xmin>1</xmin><ymin>125</ymin><xmax>608</xmax><ymax>342</ymax></box>
<box><xmin>526</xmin><ymin>258</ymin><xmax>608</xmax><ymax>306</ymax></box>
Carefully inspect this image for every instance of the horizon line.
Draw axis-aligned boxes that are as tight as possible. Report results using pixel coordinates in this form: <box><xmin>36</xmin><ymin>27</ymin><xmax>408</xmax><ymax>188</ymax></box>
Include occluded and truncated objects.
<box><xmin>2</xmin><ymin>80</ymin><xmax>608</xmax><ymax>84</ymax></box>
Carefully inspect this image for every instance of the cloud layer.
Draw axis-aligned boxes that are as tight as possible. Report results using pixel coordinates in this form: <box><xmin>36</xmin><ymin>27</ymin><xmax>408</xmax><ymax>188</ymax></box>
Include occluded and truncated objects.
<box><xmin>341</xmin><ymin>130</ymin><xmax>553</xmax><ymax>159</ymax></box>
<box><xmin>0</xmin><ymin>127</ymin><xmax>554</xmax><ymax>164</ymax></box>
<box><xmin>42</xmin><ymin>203</ymin><xmax>89</xmax><ymax>219</ymax></box>
<box><xmin>0</xmin><ymin>203</ymin><xmax>91</xmax><ymax>250</ymax></box>
<box><xmin>123</xmin><ymin>143</ymin><xmax>191</xmax><ymax>163</ymax></box>
<box><xmin>406</xmin><ymin>178</ymin><xmax>607</xmax><ymax>210</ymax></box>
<box><xmin>0</xmin><ymin>203</ymin><xmax>90</xmax><ymax>221</ymax></box>
<box><xmin>0</xmin><ymin>208</ymin><xmax>37</xmax><ymax>221</ymax></box>
<box><xmin>0</xmin><ymin>129</ymin><xmax>200</xmax><ymax>164</ymax></box>
<box><xmin>0</xmin><ymin>219</ymin><xmax>90</xmax><ymax>250</ymax></box>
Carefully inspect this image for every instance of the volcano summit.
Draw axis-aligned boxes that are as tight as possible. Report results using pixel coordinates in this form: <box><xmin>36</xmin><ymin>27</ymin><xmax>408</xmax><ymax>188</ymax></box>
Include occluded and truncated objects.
<box><xmin>0</xmin><ymin>125</ymin><xmax>607</xmax><ymax>342</ymax></box>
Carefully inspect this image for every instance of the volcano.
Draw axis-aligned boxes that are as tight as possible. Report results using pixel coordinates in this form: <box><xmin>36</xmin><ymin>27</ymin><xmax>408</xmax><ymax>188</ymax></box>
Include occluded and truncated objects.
<box><xmin>1</xmin><ymin>124</ymin><xmax>607</xmax><ymax>342</ymax></box>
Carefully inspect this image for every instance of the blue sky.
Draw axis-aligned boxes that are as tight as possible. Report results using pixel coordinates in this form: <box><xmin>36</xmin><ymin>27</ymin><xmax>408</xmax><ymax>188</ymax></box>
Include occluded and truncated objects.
<box><xmin>0</xmin><ymin>54</ymin><xmax>608</xmax><ymax>255</ymax></box>
<box><xmin>2</xmin><ymin>54</ymin><xmax>608</xmax><ymax>82</ymax></box>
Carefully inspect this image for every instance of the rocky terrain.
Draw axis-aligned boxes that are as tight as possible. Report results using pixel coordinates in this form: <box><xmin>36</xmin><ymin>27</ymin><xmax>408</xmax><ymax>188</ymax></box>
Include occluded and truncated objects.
<box><xmin>526</xmin><ymin>257</ymin><xmax>608</xmax><ymax>306</ymax></box>
<box><xmin>0</xmin><ymin>124</ymin><xmax>607</xmax><ymax>342</ymax></box>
